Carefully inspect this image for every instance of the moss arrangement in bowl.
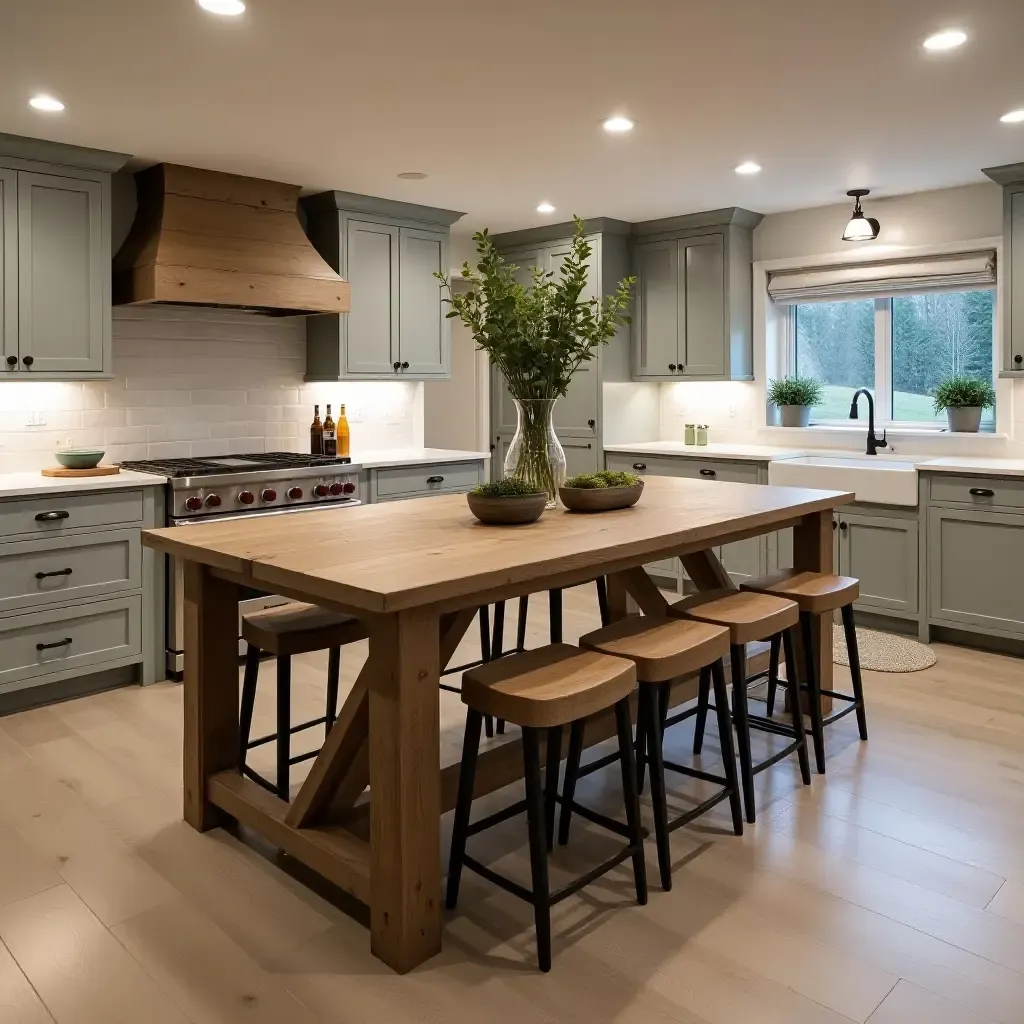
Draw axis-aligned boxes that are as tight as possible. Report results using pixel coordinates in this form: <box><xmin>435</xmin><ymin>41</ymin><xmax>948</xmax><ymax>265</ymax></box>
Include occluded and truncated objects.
<box><xmin>467</xmin><ymin>477</ymin><xmax>548</xmax><ymax>525</ymax></box>
<box><xmin>559</xmin><ymin>470</ymin><xmax>644</xmax><ymax>512</ymax></box>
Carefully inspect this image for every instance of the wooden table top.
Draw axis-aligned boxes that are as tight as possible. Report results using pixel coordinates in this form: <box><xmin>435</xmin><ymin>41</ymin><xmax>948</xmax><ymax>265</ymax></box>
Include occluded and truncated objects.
<box><xmin>142</xmin><ymin>475</ymin><xmax>852</xmax><ymax>613</ymax></box>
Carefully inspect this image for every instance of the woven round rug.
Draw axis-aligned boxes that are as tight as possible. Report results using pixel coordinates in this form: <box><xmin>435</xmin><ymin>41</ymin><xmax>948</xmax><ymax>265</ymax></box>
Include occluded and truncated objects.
<box><xmin>833</xmin><ymin>625</ymin><xmax>937</xmax><ymax>673</ymax></box>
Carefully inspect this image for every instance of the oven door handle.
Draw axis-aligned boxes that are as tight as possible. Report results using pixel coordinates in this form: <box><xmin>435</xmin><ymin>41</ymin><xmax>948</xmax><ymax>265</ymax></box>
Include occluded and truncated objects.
<box><xmin>170</xmin><ymin>500</ymin><xmax>361</xmax><ymax>526</ymax></box>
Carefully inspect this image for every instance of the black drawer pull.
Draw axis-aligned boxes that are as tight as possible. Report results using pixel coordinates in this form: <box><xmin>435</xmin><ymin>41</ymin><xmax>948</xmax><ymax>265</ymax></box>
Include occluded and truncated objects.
<box><xmin>969</xmin><ymin>488</ymin><xmax>995</xmax><ymax>497</ymax></box>
<box><xmin>35</xmin><ymin>510</ymin><xmax>70</xmax><ymax>522</ymax></box>
<box><xmin>699</xmin><ymin>469</ymin><xmax>717</xmax><ymax>477</ymax></box>
<box><xmin>426</xmin><ymin>475</ymin><xmax>444</xmax><ymax>484</ymax></box>
<box><xmin>36</xmin><ymin>637</ymin><xmax>72</xmax><ymax>652</ymax></box>
<box><xmin>632</xmin><ymin>463</ymin><xmax>646</xmax><ymax>471</ymax></box>
<box><xmin>35</xmin><ymin>568</ymin><xmax>73</xmax><ymax>580</ymax></box>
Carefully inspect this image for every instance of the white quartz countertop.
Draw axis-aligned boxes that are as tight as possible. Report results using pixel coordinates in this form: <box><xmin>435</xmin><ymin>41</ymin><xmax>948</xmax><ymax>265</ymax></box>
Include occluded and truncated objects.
<box><xmin>351</xmin><ymin>448</ymin><xmax>490</xmax><ymax>470</ymax></box>
<box><xmin>604</xmin><ymin>441</ymin><xmax>811</xmax><ymax>462</ymax></box>
<box><xmin>0</xmin><ymin>469</ymin><xmax>168</xmax><ymax>499</ymax></box>
<box><xmin>915</xmin><ymin>457</ymin><xmax>1024</xmax><ymax>478</ymax></box>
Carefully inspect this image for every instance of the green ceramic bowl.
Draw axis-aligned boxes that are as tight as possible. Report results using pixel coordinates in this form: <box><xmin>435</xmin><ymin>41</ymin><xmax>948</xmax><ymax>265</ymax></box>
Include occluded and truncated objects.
<box><xmin>55</xmin><ymin>449</ymin><xmax>105</xmax><ymax>470</ymax></box>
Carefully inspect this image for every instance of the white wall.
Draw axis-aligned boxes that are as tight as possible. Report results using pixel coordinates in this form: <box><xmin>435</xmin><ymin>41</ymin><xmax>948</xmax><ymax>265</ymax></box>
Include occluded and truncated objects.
<box><xmin>0</xmin><ymin>307</ymin><xmax>421</xmax><ymax>473</ymax></box>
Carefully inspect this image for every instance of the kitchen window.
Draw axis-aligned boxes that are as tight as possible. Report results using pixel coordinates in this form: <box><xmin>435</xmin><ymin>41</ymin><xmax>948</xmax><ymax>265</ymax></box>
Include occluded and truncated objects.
<box><xmin>791</xmin><ymin>288</ymin><xmax>997</xmax><ymax>429</ymax></box>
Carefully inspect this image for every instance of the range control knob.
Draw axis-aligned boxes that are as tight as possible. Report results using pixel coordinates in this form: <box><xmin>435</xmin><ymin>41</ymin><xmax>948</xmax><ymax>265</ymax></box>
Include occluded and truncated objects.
<box><xmin>261</xmin><ymin>489</ymin><xmax>278</xmax><ymax>503</ymax></box>
<box><xmin>314</xmin><ymin>484</ymin><xmax>330</xmax><ymax>498</ymax></box>
<box><xmin>205</xmin><ymin>494</ymin><xmax>222</xmax><ymax>509</ymax></box>
<box><xmin>329</xmin><ymin>482</ymin><xmax>344</xmax><ymax>496</ymax></box>
<box><xmin>238</xmin><ymin>491</ymin><xmax>255</xmax><ymax>505</ymax></box>
<box><xmin>184</xmin><ymin>496</ymin><xmax>203</xmax><ymax>512</ymax></box>
<box><xmin>342</xmin><ymin>481</ymin><xmax>356</xmax><ymax>495</ymax></box>
<box><xmin>287</xmin><ymin>487</ymin><xmax>303</xmax><ymax>500</ymax></box>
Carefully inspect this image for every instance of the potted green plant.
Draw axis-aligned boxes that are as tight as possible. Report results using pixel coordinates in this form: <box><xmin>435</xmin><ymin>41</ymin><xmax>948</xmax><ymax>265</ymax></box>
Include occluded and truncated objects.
<box><xmin>559</xmin><ymin>470</ymin><xmax>644</xmax><ymax>512</ymax></box>
<box><xmin>932</xmin><ymin>375</ymin><xmax>996</xmax><ymax>433</ymax></box>
<box><xmin>466</xmin><ymin>477</ymin><xmax>548</xmax><ymax>525</ymax></box>
<box><xmin>767</xmin><ymin>375</ymin><xmax>824</xmax><ymax>427</ymax></box>
<box><xmin>438</xmin><ymin>218</ymin><xmax>633</xmax><ymax>506</ymax></box>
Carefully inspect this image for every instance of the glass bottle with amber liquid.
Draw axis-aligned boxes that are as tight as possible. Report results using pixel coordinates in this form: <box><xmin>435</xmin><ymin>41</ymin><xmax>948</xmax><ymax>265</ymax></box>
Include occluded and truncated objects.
<box><xmin>337</xmin><ymin>404</ymin><xmax>351</xmax><ymax>459</ymax></box>
<box><xmin>310</xmin><ymin>405</ymin><xmax>323</xmax><ymax>456</ymax></box>
<box><xmin>322</xmin><ymin>404</ymin><xmax>337</xmax><ymax>458</ymax></box>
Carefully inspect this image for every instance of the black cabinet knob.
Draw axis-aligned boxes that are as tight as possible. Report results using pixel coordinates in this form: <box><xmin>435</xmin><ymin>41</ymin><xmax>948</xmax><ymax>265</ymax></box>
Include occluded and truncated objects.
<box><xmin>840</xmin><ymin>522</ymin><xmax>848</xmax><ymax>532</ymax></box>
<box><xmin>832</xmin><ymin>520</ymin><xmax>838</xmax><ymax>531</ymax></box>
<box><xmin>668</xmin><ymin>363</ymin><xmax>677</xmax><ymax>371</ymax></box>
<box><xmin>22</xmin><ymin>355</ymin><xmax>34</xmax><ymax>367</ymax></box>
<box><xmin>632</xmin><ymin>463</ymin><xmax>646</xmax><ymax>471</ymax></box>
<box><xmin>699</xmin><ymin>468</ymin><xmax>716</xmax><ymax>477</ymax></box>
<box><xmin>587</xmin><ymin>419</ymin><xmax>596</xmax><ymax>429</ymax></box>
<box><xmin>5</xmin><ymin>355</ymin><xmax>16</xmax><ymax>367</ymax></box>
<box><xmin>401</xmin><ymin>361</ymin><xmax>409</xmax><ymax>369</ymax></box>
<box><xmin>1016</xmin><ymin>354</ymin><xmax>1023</xmax><ymax>366</ymax></box>
<box><xmin>393</xmin><ymin>361</ymin><xmax>401</xmax><ymax>371</ymax></box>
<box><xmin>426</xmin><ymin>475</ymin><xmax>444</xmax><ymax>484</ymax></box>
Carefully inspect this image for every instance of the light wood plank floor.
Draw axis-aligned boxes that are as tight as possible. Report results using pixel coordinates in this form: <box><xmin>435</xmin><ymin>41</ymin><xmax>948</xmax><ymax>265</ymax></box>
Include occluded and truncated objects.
<box><xmin>0</xmin><ymin>586</ymin><xmax>1022</xmax><ymax>1023</ymax></box>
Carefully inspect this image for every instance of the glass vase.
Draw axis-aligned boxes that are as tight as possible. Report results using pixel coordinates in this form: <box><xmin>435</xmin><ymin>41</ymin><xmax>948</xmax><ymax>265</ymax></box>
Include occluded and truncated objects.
<box><xmin>504</xmin><ymin>399</ymin><xmax>566</xmax><ymax>508</ymax></box>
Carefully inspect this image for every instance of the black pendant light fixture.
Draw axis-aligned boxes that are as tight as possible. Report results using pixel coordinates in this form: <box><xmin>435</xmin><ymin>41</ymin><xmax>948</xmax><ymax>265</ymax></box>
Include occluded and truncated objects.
<box><xmin>842</xmin><ymin>189</ymin><xmax>880</xmax><ymax>242</ymax></box>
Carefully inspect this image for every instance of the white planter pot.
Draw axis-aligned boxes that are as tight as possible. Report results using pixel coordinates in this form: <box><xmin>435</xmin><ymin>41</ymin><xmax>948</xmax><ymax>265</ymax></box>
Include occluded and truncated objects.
<box><xmin>779</xmin><ymin>405</ymin><xmax>812</xmax><ymax>428</ymax></box>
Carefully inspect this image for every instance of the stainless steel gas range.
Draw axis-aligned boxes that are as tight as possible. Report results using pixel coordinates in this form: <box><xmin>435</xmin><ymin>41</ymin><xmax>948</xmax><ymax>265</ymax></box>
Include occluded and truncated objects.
<box><xmin>121</xmin><ymin>452</ymin><xmax>361</xmax><ymax>677</ymax></box>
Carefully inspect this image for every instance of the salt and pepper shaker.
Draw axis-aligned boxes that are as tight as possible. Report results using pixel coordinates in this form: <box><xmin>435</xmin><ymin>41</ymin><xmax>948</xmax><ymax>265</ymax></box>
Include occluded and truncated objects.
<box><xmin>684</xmin><ymin>423</ymin><xmax>696</xmax><ymax>445</ymax></box>
<box><xmin>696</xmin><ymin>424</ymin><xmax>708</xmax><ymax>446</ymax></box>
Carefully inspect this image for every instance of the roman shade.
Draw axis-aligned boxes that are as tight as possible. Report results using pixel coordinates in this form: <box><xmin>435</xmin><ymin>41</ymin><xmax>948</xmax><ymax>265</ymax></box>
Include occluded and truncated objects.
<box><xmin>767</xmin><ymin>250</ymin><xmax>996</xmax><ymax>305</ymax></box>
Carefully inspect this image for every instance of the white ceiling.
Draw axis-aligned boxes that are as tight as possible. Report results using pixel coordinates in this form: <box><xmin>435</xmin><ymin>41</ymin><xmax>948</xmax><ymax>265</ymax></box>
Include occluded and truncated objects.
<box><xmin>3</xmin><ymin>0</ymin><xmax>1024</xmax><ymax>234</ymax></box>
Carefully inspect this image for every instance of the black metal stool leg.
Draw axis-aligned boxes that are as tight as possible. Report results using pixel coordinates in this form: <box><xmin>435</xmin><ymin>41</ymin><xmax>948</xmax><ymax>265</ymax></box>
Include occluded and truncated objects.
<box><xmin>492</xmin><ymin>601</ymin><xmax>506</xmax><ymax>658</ymax></box>
<box><xmin>692</xmin><ymin>666</ymin><xmax>711</xmax><ymax>755</ymax></box>
<box><xmin>800</xmin><ymin>612</ymin><xmax>827</xmax><ymax>774</ymax></box>
<box><xmin>478</xmin><ymin>606</ymin><xmax>496</xmax><ymax>739</ymax></box>
<box><xmin>544</xmin><ymin>726</ymin><xmax>562</xmax><ymax>852</ymax></box>
<box><xmin>766</xmin><ymin>635</ymin><xmax>781</xmax><ymax>717</ymax></box>
<box><xmin>516</xmin><ymin>595</ymin><xmax>529</xmax><ymax>652</ymax></box>
<box><xmin>522</xmin><ymin>727</ymin><xmax>552</xmax><ymax>972</ymax></box>
<box><xmin>445</xmin><ymin>709</ymin><xmax>483</xmax><ymax>910</ymax></box>
<box><xmin>710</xmin><ymin>659</ymin><xmax>743</xmax><ymax>836</ymax></box>
<box><xmin>276</xmin><ymin>654</ymin><xmax>291</xmax><ymax>801</ymax></box>
<box><xmin>557</xmin><ymin>720</ymin><xmax>585</xmax><ymax>845</ymax></box>
<box><xmin>730</xmin><ymin>644</ymin><xmax>757</xmax><ymax>824</ymax></box>
<box><xmin>325</xmin><ymin>647</ymin><xmax>340</xmax><ymax>736</ymax></box>
<box><xmin>782</xmin><ymin>629</ymin><xmax>812</xmax><ymax>786</ymax></box>
<box><xmin>548</xmin><ymin>589</ymin><xmax>563</xmax><ymax>644</ymax></box>
<box><xmin>641</xmin><ymin>683</ymin><xmax>672</xmax><ymax>891</ymax></box>
<box><xmin>239</xmin><ymin>643</ymin><xmax>260</xmax><ymax>770</ymax></box>
<box><xmin>635</xmin><ymin>681</ymin><xmax>650</xmax><ymax>795</ymax></box>
<box><xmin>841</xmin><ymin>603</ymin><xmax>869</xmax><ymax>741</ymax></box>
<box><xmin>596</xmin><ymin>576</ymin><xmax>611</xmax><ymax>627</ymax></box>
<box><xmin>614</xmin><ymin>697</ymin><xmax>648</xmax><ymax>905</ymax></box>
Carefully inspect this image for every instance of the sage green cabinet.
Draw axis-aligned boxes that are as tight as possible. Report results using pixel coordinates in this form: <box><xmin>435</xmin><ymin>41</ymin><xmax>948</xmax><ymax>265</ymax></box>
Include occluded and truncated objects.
<box><xmin>0</xmin><ymin>134</ymin><xmax>125</xmax><ymax>380</ymax></box>
<box><xmin>629</xmin><ymin>207</ymin><xmax>761</xmax><ymax>382</ymax></box>
<box><xmin>494</xmin><ymin>434</ymin><xmax>599</xmax><ymax>482</ymax></box>
<box><xmin>302</xmin><ymin>191</ymin><xmax>464</xmax><ymax>381</ymax></box>
<box><xmin>840</xmin><ymin>512</ymin><xmax>919</xmax><ymax>617</ymax></box>
<box><xmin>982</xmin><ymin>163</ymin><xmax>1024</xmax><ymax>373</ymax></box>
<box><xmin>927</xmin><ymin>506</ymin><xmax>1024</xmax><ymax>638</ymax></box>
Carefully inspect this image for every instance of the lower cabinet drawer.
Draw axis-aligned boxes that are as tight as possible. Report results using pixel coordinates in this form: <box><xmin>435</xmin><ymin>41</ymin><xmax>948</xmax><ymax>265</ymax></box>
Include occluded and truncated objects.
<box><xmin>0</xmin><ymin>596</ymin><xmax>143</xmax><ymax>690</ymax></box>
<box><xmin>0</xmin><ymin>530</ymin><xmax>141</xmax><ymax>615</ymax></box>
<box><xmin>929</xmin><ymin>474</ymin><xmax>1024</xmax><ymax>510</ymax></box>
<box><xmin>373</xmin><ymin>461</ymin><xmax>483</xmax><ymax>501</ymax></box>
<box><xmin>606</xmin><ymin>453</ymin><xmax>760</xmax><ymax>485</ymax></box>
<box><xmin>0</xmin><ymin>489</ymin><xmax>145</xmax><ymax>539</ymax></box>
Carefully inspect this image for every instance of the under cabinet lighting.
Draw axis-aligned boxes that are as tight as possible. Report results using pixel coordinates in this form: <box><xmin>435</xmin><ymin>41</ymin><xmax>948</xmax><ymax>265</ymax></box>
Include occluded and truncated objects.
<box><xmin>735</xmin><ymin>162</ymin><xmax>761</xmax><ymax>175</ymax></box>
<box><xmin>923</xmin><ymin>29</ymin><xmax>967</xmax><ymax>51</ymax></box>
<box><xmin>197</xmin><ymin>0</ymin><xmax>246</xmax><ymax>15</ymax></box>
<box><xmin>29</xmin><ymin>94</ymin><xmax>64</xmax><ymax>112</ymax></box>
<box><xmin>1000</xmin><ymin>109</ymin><xmax>1024</xmax><ymax>124</ymax></box>
<box><xmin>536</xmin><ymin>202</ymin><xmax>556</xmax><ymax>214</ymax></box>
<box><xmin>602</xmin><ymin>116</ymin><xmax>634</xmax><ymax>134</ymax></box>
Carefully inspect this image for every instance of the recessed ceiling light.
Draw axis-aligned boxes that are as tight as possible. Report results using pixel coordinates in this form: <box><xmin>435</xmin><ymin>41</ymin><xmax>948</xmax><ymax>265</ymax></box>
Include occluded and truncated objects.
<box><xmin>196</xmin><ymin>0</ymin><xmax>246</xmax><ymax>15</ymax></box>
<box><xmin>1000</xmin><ymin>109</ymin><xmax>1024</xmax><ymax>124</ymax></box>
<box><xmin>735</xmin><ymin>162</ymin><xmax>761</xmax><ymax>175</ymax></box>
<box><xmin>397</xmin><ymin>171</ymin><xmax>428</xmax><ymax>180</ymax></box>
<box><xmin>28</xmin><ymin>94</ymin><xmax>64</xmax><ymax>113</ymax></box>
<box><xmin>536</xmin><ymin>202</ymin><xmax>556</xmax><ymax>214</ymax></box>
<box><xmin>602</xmin><ymin>116</ymin><xmax>634</xmax><ymax>134</ymax></box>
<box><xmin>923</xmin><ymin>28</ymin><xmax>967</xmax><ymax>51</ymax></box>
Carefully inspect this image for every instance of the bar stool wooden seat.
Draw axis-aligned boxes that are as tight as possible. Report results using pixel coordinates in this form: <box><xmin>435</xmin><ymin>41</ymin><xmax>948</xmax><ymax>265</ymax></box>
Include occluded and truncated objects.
<box><xmin>239</xmin><ymin>602</ymin><xmax>368</xmax><ymax>801</ymax></box>
<box><xmin>740</xmin><ymin>570</ymin><xmax>867</xmax><ymax>773</ymax></box>
<box><xmin>446</xmin><ymin>644</ymin><xmax>646</xmax><ymax>973</ymax></box>
<box><xmin>570</xmin><ymin>616</ymin><xmax>741</xmax><ymax>891</ymax></box>
<box><xmin>668</xmin><ymin>590</ymin><xmax>812</xmax><ymax>824</ymax></box>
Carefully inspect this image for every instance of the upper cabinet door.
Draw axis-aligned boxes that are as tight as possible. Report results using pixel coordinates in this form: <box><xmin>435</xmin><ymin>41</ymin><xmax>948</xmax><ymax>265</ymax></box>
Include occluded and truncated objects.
<box><xmin>398</xmin><ymin>227</ymin><xmax>448</xmax><ymax>376</ymax></box>
<box><xmin>1009</xmin><ymin>190</ymin><xmax>1024</xmax><ymax>372</ymax></box>
<box><xmin>632</xmin><ymin>240</ymin><xmax>679</xmax><ymax>377</ymax></box>
<box><xmin>0</xmin><ymin>169</ymin><xmax>16</xmax><ymax>372</ymax></box>
<box><xmin>17</xmin><ymin>172</ymin><xmax>105</xmax><ymax>374</ymax></box>
<box><xmin>345</xmin><ymin>220</ymin><xmax>400</xmax><ymax>375</ymax></box>
<box><xmin>679</xmin><ymin>233</ymin><xmax>726</xmax><ymax>377</ymax></box>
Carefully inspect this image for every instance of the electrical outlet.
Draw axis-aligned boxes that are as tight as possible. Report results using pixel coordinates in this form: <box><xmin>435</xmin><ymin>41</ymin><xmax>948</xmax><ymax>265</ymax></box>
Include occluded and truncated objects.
<box><xmin>727</xmin><ymin>404</ymin><xmax>737</xmax><ymax>419</ymax></box>
<box><xmin>349</xmin><ymin>406</ymin><xmax>363</xmax><ymax>423</ymax></box>
<box><xmin>25</xmin><ymin>411</ymin><xmax>46</xmax><ymax>427</ymax></box>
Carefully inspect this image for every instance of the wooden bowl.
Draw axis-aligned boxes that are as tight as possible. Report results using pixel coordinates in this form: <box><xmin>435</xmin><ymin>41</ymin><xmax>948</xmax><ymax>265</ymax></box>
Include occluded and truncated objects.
<box><xmin>467</xmin><ymin>492</ymin><xmax>548</xmax><ymax>525</ymax></box>
<box><xmin>559</xmin><ymin>481</ymin><xmax>644</xmax><ymax>512</ymax></box>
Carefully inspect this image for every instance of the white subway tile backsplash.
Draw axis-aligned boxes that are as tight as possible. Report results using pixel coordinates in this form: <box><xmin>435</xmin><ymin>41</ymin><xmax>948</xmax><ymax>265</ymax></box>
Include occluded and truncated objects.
<box><xmin>0</xmin><ymin>307</ymin><xmax>421</xmax><ymax>470</ymax></box>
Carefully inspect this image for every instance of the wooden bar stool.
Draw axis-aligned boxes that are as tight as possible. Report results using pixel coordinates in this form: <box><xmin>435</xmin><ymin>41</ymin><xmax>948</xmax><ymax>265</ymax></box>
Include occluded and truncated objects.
<box><xmin>239</xmin><ymin>602</ymin><xmax>368</xmax><ymax>801</ymax></box>
<box><xmin>740</xmin><ymin>570</ymin><xmax>867</xmax><ymax>773</ymax></box>
<box><xmin>570</xmin><ymin>616</ymin><xmax>742</xmax><ymax>891</ymax></box>
<box><xmin>446</xmin><ymin>644</ymin><xmax>646</xmax><ymax>973</ymax></box>
<box><xmin>668</xmin><ymin>590</ymin><xmax>812</xmax><ymax>824</ymax></box>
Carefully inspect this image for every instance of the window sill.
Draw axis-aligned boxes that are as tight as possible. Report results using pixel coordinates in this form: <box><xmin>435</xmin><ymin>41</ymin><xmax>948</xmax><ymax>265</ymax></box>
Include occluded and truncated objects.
<box><xmin>763</xmin><ymin>424</ymin><xmax>1008</xmax><ymax>440</ymax></box>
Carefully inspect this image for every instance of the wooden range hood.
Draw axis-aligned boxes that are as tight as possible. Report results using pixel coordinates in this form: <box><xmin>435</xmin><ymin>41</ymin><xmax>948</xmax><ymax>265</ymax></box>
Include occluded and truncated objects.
<box><xmin>113</xmin><ymin>164</ymin><xmax>350</xmax><ymax>315</ymax></box>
